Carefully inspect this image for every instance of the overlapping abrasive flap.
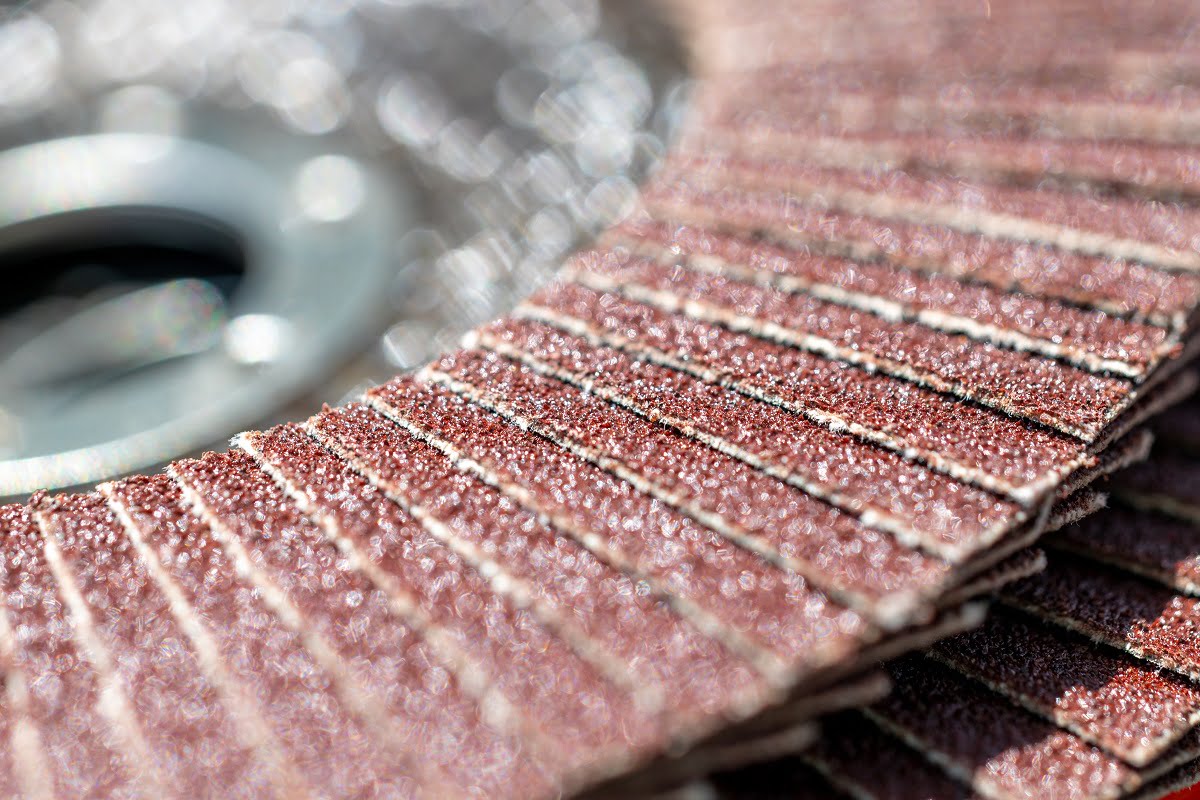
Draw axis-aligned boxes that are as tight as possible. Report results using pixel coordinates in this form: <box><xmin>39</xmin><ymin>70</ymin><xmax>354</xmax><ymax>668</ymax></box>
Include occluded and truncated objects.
<box><xmin>581</xmin><ymin>4</ymin><xmax>1200</xmax><ymax>794</ymax></box>
<box><xmin>675</xmin><ymin>0</ymin><xmax>1200</xmax><ymax>88</ymax></box>
<box><xmin>0</xmin><ymin>362</ymin><xmax>1145</xmax><ymax>800</ymax></box>
<box><xmin>0</xmin><ymin>417</ymin><xmax>1082</xmax><ymax>799</ymax></box>
<box><xmin>4</xmin><ymin>8</ymin><xmax>1200</xmax><ymax>800</ymax></box>
<box><xmin>0</xmin><ymin>361</ymin><xmax>1177</xmax><ymax>797</ymax></box>
<box><xmin>4</xmin><ymin>169</ymin><xmax>1197</xmax><ymax>799</ymax></box>
<box><xmin>871</xmin><ymin>438</ymin><xmax>1200</xmax><ymax>800</ymax></box>
<box><xmin>688</xmin><ymin>403</ymin><xmax>1200</xmax><ymax>800</ymax></box>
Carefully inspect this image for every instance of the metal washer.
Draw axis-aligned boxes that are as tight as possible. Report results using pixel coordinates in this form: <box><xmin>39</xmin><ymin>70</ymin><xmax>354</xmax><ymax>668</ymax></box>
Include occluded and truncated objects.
<box><xmin>0</xmin><ymin>131</ymin><xmax>405</xmax><ymax>496</ymax></box>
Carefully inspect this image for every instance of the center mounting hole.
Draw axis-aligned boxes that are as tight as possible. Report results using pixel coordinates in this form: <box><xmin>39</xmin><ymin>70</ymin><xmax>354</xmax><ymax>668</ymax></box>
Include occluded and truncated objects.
<box><xmin>0</xmin><ymin>207</ymin><xmax>247</xmax><ymax>316</ymax></box>
<box><xmin>0</xmin><ymin>208</ymin><xmax>248</xmax><ymax>395</ymax></box>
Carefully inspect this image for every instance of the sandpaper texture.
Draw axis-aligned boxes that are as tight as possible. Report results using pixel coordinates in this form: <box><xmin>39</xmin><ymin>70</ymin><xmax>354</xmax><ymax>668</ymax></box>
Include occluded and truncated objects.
<box><xmin>858</xmin><ymin>529</ymin><xmax>1200</xmax><ymax>800</ymax></box>
<box><xmin>758</xmin><ymin>422</ymin><xmax>1200</xmax><ymax>800</ymax></box>
<box><xmin>516</xmin><ymin>282</ymin><xmax>1089</xmax><ymax>502</ymax></box>
<box><xmin>639</xmin><ymin>171</ymin><xmax>1200</xmax><ymax>327</ymax></box>
<box><xmin>932</xmin><ymin>607</ymin><xmax>1200</xmax><ymax>767</ymax></box>
<box><xmin>1002</xmin><ymin>554</ymin><xmax>1200</xmax><ymax>683</ymax></box>
<box><xmin>870</xmin><ymin>657</ymin><xmax>1139</xmax><ymax>800</ymax></box>
<box><xmin>656</xmin><ymin>152</ymin><xmax>1200</xmax><ymax>273</ymax></box>
<box><xmin>1052</xmin><ymin>506</ymin><xmax>1200</xmax><ymax>598</ymax></box>
<box><xmin>99</xmin><ymin>475</ymin><xmax>457</xmax><ymax>799</ymax></box>
<box><xmin>688</xmin><ymin>78</ymin><xmax>1200</xmax><ymax>148</ymax></box>
<box><xmin>243</xmin><ymin>421</ymin><xmax>769</xmax><ymax>730</ymax></box>
<box><xmin>677</xmin><ymin>2</ymin><xmax>1200</xmax><ymax>90</ymax></box>
<box><xmin>474</xmin><ymin>317</ymin><xmax>1029</xmax><ymax>554</ymax></box>
<box><xmin>424</xmin><ymin>348</ymin><xmax>984</xmax><ymax>599</ymax></box>
<box><xmin>564</xmin><ymin>247</ymin><xmax>1135</xmax><ymax>440</ymax></box>
<box><xmin>0</xmin><ymin>503</ymin><xmax>133</xmax><ymax>799</ymax></box>
<box><xmin>30</xmin><ymin>492</ymin><xmax>296</xmax><ymax>798</ymax></box>
<box><xmin>353</xmin><ymin>378</ymin><xmax>881</xmax><ymax>675</ymax></box>
<box><xmin>171</xmin><ymin>448</ymin><xmax>657</xmax><ymax>792</ymax></box>
<box><xmin>5</xmin><ymin>0</ymin><xmax>1200</xmax><ymax>794</ymax></box>
<box><xmin>681</xmin><ymin>113</ymin><xmax>1200</xmax><ymax>201</ymax></box>
<box><xmin>603</xmin><ymin>216</ymin><xmax>1173</xmax><ymax>378</ymax></box>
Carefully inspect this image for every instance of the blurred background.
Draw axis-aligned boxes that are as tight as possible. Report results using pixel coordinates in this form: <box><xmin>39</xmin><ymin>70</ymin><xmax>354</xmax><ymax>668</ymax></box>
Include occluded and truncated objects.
<box><xmin>0</xmin><ymin>0</ymin><xmax>686</xmax><ymax>501</ymax></box>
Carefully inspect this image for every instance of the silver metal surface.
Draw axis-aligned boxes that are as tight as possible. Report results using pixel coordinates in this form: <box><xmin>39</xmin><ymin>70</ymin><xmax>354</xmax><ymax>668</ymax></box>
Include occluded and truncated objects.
<box><xmin>0</xmin><ymin>133</ymin><xmax>402</xmax><ymax>493</ymax></box>
<box><xmin>0</xmin><ymin>0</ymin><xmax>684</xmax><ymax>499</ymax></box>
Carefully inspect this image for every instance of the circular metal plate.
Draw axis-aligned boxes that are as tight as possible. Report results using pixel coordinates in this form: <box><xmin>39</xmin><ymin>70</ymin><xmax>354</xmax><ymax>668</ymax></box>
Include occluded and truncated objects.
<box><xmin>0</xmin><ymin>132</ymin><xmax>403</xmax><ymax>494</ymax></box>
<box><xmin>0</xmin><ymin>0</ymin><xmax>683</xmax><ymax>499</ymax></box>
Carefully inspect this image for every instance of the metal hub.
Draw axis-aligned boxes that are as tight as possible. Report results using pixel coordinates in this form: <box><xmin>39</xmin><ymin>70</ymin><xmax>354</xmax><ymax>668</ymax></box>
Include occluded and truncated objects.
<box><xmin>0</xmin><ymin>0</ymin><xmax>683</xmax><ymax>499</ymax></box>
<box><xmin>0</xmin><ymin>132</ymin><xmax>401</xmax><ymax>494</ymax></box>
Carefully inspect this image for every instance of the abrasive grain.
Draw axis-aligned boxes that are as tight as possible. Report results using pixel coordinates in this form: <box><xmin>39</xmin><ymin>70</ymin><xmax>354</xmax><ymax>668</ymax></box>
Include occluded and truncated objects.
<box><xmin>0</xmin><ymin>504</ymin><xmax>133</xmax><ymax>799</ymax></box>
<box><xmin>933</xmin><ymin>607</ymin><xmax>1200</xmax><ymax>766</ymax></box>
<box><xmin>688</xmin><ymin>114</ymin><xmax>1200</xmax><ymax>198</ymax></box>
<box><xmin>1052</xmin><ymin>506</ymin><xmax>1200</xmax><ymax>598</ymax></box>
<box><xmin>477</xmin><ymin>318</ymin><xmax>1023</xmax><ymax>558</ymax></box>
<box><xmin>106</xmin><ymin>474</ymin><xmax>487</xmax><ymax>800</ymax></box>
<box><xmin>367</xmin><ymin>374</ymin><xmax>952</xmax><ymax>627</ymax></box>
<box><xmin>567</xmin><ymin>249</ymin><xmax>1133</xmax><ymax>439</ymax></box>
<box><xmin>269</xmin><ymin>416</ymin><xmax>768</xmax><ymax>726</ymax></box>
<box><xmin>871</xmin><ymin>657</ymin><xmax>1137</xmax><ymax>800</ymax></box>
<box><xmin>641</xmin><ymin>176</ymin><xmax>1200</xmax><ymax>325</ymax></box>
<box><xmin>34</xmin><ymin>493</ymin><xmax>294</xmax><ymax>798</ymax></box>
<box><xmin>359</xmin><ymin>379</ymin><xmax>885</xmax><ymax>662</ymax></box>
<box><xmin>171</xmin><ymin>451</ymin><xmax>652</xmax><ymax>787</ymax></box>
<box><xmin>518</xmin><ymin>283</ymin><xmax>1087</xmax><ymax>500</ymax></box>
<box><xmin>697</xmin><ymin>80</ymin><xmax>1200</xmax><ymax>146</ymax></box>
<box><xmin>433</xmin><ymin>345</ymin><xmax>1013</xmax><ymax>570</ymax></box>
<box><xmin>662</xmin><ymin>153</ymin><xmax>1200</xmax><ymax>271</ymax></box>
<box><xmin>1003</xmin><ymin>554</ymin><xmax>1200</xmax><ymax>681</ymax></box>
<box><xmin>605</xmin><ymin>216</ymin><xmax>1171</xmax><ymax>376</ymax></box>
